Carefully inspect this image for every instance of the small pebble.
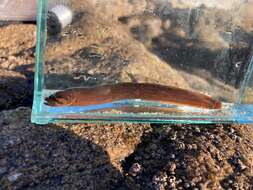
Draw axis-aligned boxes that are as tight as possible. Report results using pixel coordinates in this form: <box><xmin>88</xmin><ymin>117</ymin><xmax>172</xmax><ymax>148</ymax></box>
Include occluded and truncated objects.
<box><xmin>195</xmin><ymin>127</ymin><xmax>201</xmax><ymax>133</ymax></box>
<box><xmin>184</xmin><ymin>182</ymin><xmax>191</xmax><ymax>188</ymax></box>
<box><xmin>231</xmin><ymin>134</ymin><xmax>239</xmax><ymax>141</ymax></box>
<box><xmin>229</xmin><ymin>128</ymin><xmax>235</xmax><ymax>133</ymax></box>
<box><xmin>177</xmin><ymin>141</ymin><xmax>186</xmax><ymax>150</ymax></box>
<box><xmin>8</xmin><ymin>172</ymin><xmax>22</xmax><ymax>182</ymax></box>
<box><xmin>209</xmin><ymin>134</ymin><xmax>215</xmax><ymax>140</ymax></box>
<box><xmin>192</xmin><ymin>144</ymin><xmax>198</xmax><ymax>150</ymax></box>
<box><xmin>168</xmin><ymin>175</ymin><xmax>176</xmax><ymax>183</ymax></box>
<box><xmin>237</xmin><ymin>160</ymin><xmax>247</xmax><ymax>171</ymax></box>
<box><xmin>168</xmin><ymin>163</ymin><xmax>176</xmax><ymax>174</ymax></box>
<box><xmin>170</xmin><ymin>154</ymin><xmax>176</xmax><ymax>159</ymax></box>
<box><xmin>0</xmin><ymin>167</ymin><xmax>7</xmax><ymax>175</ymax></box>
<box><xmin>163</xmin><ymin>19</ymin><xmax>171</xmax><ymax>30</ymax></box>
<box><xmin>167</xmin><ymin>175</ymin><xmax>177</xmax><ymax>188</ymax></box>
<box><xmin>171</xmin><ymin>132</ymin><xmax>177</xmax><ymax>140</ymax></box>
<box><xmin>187</xmin><ymin>144</ymin><xmax>192</xmax><ymax>150</ymax></box>
<box><xmin>176</xmin><ymin>179</ymin><xmax>182</xmax><ymax>184</ymax></box>
<box><xmin>129</xmin><ymin>163</ymin><xmax>142</xmax><ymax>177</ymax></box>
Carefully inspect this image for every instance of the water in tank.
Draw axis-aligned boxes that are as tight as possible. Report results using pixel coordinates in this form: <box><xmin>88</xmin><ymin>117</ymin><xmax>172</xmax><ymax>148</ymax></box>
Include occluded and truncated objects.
<box><xmin>31</xmin><ymin>0</ymin><xmax>253</xmax><ymax>124</ymax></box>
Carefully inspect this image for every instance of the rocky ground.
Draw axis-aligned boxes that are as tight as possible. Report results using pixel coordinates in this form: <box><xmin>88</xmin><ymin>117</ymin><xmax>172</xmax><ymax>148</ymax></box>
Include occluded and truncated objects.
<box><xmin>1</xmin><ymin>1</ymin><xmax>253</xmax><ymax>190</ymax></box>
<box><xmin>0</xmin><ymin>108</ymin><xmax>253</xmax><ymax>190</ymax></box>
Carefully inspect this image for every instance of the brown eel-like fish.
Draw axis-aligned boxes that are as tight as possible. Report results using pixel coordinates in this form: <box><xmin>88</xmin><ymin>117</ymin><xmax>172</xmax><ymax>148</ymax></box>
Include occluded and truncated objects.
<box><xmin>44</xmin><ymin>83</ymin><xmax>222</xmax><ymax>109</ymax></box>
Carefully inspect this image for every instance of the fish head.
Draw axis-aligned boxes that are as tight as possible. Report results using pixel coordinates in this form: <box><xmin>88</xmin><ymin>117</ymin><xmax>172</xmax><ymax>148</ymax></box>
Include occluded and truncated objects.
<box><xmin>45</xmin><ymin>90</ymin><xmax>75</xmax><ymax>106</ymax></box>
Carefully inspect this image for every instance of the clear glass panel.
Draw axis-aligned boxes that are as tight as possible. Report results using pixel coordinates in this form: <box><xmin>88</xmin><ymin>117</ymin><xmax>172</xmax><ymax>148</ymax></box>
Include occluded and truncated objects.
<box><xmin>239</xmin><ymin>56</ymin><xmax>253</xmax><ymax>104</ymax></box>
<box><xmin>32</xmin><ymin>0</ymin><xmax>253</xmax><ymax>124</ymax></box>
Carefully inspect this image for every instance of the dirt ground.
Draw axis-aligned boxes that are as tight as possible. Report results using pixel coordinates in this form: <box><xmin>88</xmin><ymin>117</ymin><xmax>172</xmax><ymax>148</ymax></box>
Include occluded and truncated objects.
<box><xmin>0</xmin><ymin>1</ymin><xmax>253</xmax><ymax>190</ymax></box>
<box><xmin>0</xmin><ymin>108</ymin><xmax>253</xmax><ymax>190</ymax></box>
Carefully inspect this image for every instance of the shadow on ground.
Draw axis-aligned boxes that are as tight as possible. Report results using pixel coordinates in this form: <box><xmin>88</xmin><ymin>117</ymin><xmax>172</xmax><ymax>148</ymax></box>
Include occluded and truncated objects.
<box><xmin>0</xmin><ymin>67</ymin><xmax>34</xmax><ymax>111</ymax></box>
<box><xmin>0</xmin><ymin>108</ymin><xmax>127</xmax><ymax>190</ymax></box>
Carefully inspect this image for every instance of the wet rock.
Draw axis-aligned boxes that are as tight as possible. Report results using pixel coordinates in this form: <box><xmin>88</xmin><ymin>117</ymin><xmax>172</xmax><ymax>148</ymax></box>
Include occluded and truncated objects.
<box><xmin>122</xmin><ymin>124</ymin><xmax>253</xmax><ymax>190</ymax></box>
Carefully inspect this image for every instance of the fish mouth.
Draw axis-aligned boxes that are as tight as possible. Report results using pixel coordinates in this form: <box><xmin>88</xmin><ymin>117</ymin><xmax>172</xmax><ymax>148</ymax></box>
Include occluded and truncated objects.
<box><xmin>44</xmin><ymin>91</ymin><xmax>74</xmax><ymax>107</ymax></box>
<box><xmin>44</xmin><ymin>96</ymin><xmax>58</xmax><ymax>106</ymax></box>
<box><xmin>44</xmin><ymin>95</ymin><xmax>66</xmax><ymax>106</ymax></box>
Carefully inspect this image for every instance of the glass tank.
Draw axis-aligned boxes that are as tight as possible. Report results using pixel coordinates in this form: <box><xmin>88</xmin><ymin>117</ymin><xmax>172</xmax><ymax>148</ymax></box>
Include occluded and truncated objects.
<box><xmin>32</xmin><ymin>0</ymin><xmax>253</xmax><ymax>124</ymax></box>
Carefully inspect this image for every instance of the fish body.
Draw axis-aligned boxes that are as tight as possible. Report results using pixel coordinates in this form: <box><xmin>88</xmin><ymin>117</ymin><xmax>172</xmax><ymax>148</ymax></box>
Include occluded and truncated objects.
<box><xmin>45</xmin><ymin>83</ymin><xmax>222</xmax><ymax>109</ymax></box>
